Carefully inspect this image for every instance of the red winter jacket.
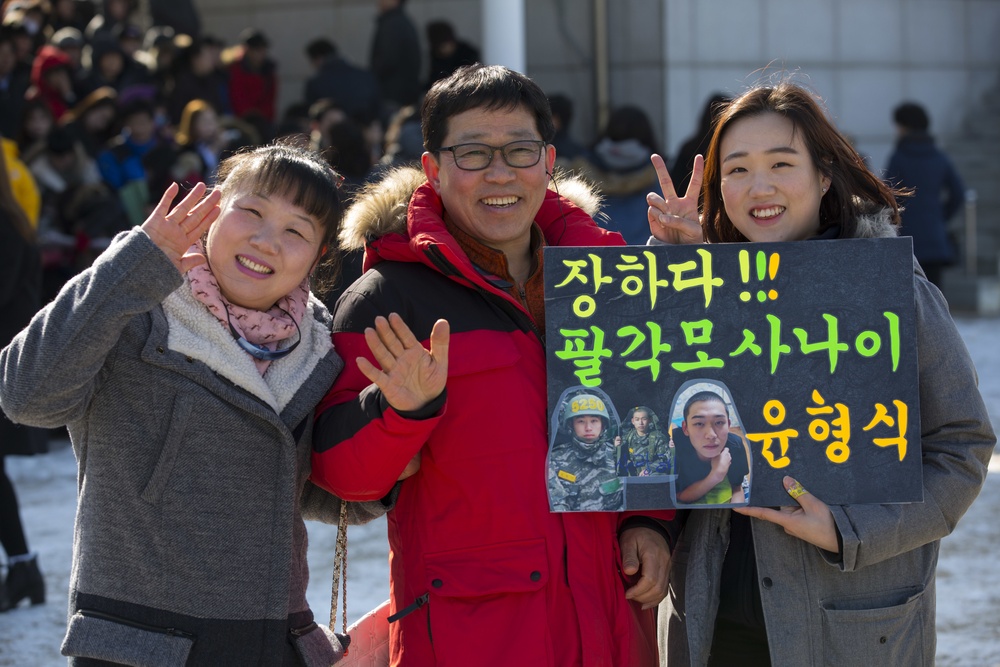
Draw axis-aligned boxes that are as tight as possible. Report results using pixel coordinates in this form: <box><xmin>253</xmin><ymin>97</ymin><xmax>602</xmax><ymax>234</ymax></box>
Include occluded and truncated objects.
<box><xmin>227</xmin><ymin>52</ymin><xmax>276</xmax><ymax>123</ymax></box>
<box><xmin>312</xmin><ymin>168</ymin><xmax>672</xmax><ymax>667</ymax></box>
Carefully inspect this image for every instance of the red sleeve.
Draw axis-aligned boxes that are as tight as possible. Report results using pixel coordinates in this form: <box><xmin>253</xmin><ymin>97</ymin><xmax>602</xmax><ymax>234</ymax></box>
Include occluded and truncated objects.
<box><xmin>311</xmin><ymin>326</ymin><xmax>444</xmax><ymax>502</ymax></box>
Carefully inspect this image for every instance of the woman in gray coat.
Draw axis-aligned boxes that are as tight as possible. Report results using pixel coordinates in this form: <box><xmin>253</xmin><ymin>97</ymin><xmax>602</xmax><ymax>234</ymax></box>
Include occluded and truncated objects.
<box><xmin>0</xmin><ymin>144</ymin><xmax>392</xmax><ymax>665</ymax></box>
<box><xmin>646</xmin><ymin>82</ymin><xmax>995</xmax><ymax>666</ymax></box>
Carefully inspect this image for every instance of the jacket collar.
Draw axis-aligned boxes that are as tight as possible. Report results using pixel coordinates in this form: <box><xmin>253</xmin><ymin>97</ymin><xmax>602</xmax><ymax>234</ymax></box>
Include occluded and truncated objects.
<box><xmin>161</xmin><ymin>284</ymin><xmax>335</xmax><ymax>414</ymax></box>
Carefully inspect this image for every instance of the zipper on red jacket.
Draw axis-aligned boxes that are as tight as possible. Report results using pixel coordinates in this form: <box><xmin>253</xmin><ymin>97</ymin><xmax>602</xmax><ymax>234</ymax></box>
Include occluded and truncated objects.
<box><xmin>387</xmin><ymin>592</ymin><xmax>429</xmax><ymax>623</ymax></box>
<box><xmin>564</xmin><ymin>544</ymin><xmax>570</xmax><ymax>587</ymax></box>
<box><xmin>424</xmin><ymin>245</ymin><xmax>546</xmax><ymax>346</ymax></box>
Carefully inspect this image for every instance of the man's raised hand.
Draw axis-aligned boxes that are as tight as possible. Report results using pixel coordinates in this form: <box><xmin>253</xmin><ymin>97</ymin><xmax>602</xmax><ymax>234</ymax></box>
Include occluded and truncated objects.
<box><xmin>358</xmin><ymin>313</ymin><xmax>450</xmax><ymax>413</ymax></box>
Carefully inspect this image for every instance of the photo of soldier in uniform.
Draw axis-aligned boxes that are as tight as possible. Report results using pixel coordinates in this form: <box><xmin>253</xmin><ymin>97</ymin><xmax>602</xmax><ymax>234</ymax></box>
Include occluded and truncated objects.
<box><xmin>669</xmin><ymin>381</ymin><xmax>752</xmax><ymax>507</ymax></box>
<box><xmin>615</xmin><ymin>405</ymin><xmax>673</xmax><ymax>476</ymax></box>
<box><xmin>547</xmin><ymin>387</ymin><xmax>625</xmax><ymax>512</ymax></box>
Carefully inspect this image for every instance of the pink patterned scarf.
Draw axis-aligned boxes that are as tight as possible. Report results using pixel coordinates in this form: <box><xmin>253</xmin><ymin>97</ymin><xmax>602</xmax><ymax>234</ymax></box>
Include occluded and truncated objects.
<box><xmin>186</xmin><ymin>239</ymin><xmax>309</xmax><ymax>375</ymax></box>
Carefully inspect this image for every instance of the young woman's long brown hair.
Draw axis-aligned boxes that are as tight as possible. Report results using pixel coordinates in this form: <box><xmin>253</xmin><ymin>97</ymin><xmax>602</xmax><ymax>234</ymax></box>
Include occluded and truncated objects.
<box><xmin>701</xmin><ymin>81</ymin><xmax>903</xmax><ymax>243</ymax></box>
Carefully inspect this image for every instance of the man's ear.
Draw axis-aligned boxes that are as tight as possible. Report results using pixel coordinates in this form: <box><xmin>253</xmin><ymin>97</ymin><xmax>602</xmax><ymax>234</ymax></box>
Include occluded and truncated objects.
<box><xmin>681</xmin><ymin>421</ymin><xmax>690</xmax><ymax>436</ymax></box>
<box><xmin>545</xmin><ymin>143</ymin><xmax>556</xmax><ymax>175</ymax></box>
<box><xmin>422</xmin><ymin>151</ymin><xmax>441</xmax><ymax>192</ymax></box>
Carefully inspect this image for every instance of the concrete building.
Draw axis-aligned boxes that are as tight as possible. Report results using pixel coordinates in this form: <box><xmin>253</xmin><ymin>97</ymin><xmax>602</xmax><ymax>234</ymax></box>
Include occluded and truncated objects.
<box><xmin>194</xmin><ymin>0</ymin><xmax>1000</xmax><ymax>310</ymax></box>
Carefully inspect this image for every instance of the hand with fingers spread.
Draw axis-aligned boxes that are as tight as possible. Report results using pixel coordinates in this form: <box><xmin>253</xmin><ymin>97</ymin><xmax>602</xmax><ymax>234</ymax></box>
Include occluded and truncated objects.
<box><xmin>647</xmin><ymin>153</ymin><xmax>705</xmax><ymax>245</ymax></box>
<box><xmin>141</xmin><ymin>182</ymin><xmax>222</xmax><ymax>274</ymax></box>
<box><xmin>733</xmin><ymin>476</ymin><xmax>840</xmax><ymax>553</ymax></box>
<box><xmin>357</xmin><ymin>313</ymin><xmax>450</xmax><ymax>413</ymax></box>
<box><xmin>620</xmin><ymin>526</ymin><xmax>671</xmax><ymax>609</ymax></box>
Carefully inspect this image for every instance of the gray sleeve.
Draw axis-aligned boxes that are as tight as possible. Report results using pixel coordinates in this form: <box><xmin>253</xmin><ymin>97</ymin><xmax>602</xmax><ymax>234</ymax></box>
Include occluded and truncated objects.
<box><xmin>830</xmin><ymin>270</ymin><xmax>996</xmax><ymax>571</ymax></box>
<box><xmin>300</xmin><ymin>480</ymin><xmax>397</xmax><ymax>525</ymax></box>
<box><xmin>0</xmin><ymin>229</ymin><xmax>182</xmax><ymax>428</ymax></box>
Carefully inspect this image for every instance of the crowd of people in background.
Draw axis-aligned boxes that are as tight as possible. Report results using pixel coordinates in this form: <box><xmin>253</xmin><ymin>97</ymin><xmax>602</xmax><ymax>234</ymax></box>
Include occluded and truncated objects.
<box><xmin>0</xmin><ymin>0</ymin><xmax>492</xmax><ymax>306</ymax></box>
<box><xmin>1</xmin><ymin>0</ymin><xmax>966</xmax><ymax>305</ymax></box>
<box><xmin>0</xmin><ymin>3</ymin><xmax>992</xmax><ymax>667</ymax></box>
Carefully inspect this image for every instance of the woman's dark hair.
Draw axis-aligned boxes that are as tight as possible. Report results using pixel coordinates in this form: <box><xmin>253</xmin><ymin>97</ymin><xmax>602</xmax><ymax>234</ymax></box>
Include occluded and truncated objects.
<box><xmin>701</xmin><ymin>81</ymin><xmax>902</xmax><ymax>243</ymax></box>
<box><xmin>323</xmin><ymin>118</ymin><xmax>372</xmax><ymax>183</ymax></box>
<box><xmin>596</xmin><ymin>105</ymin><xmax>660</xmax><ymax>155</ymax></box>
<box><xmin>215</xmin><ymin>140</ymin><xmax>345</xmax><ymax>295</ymax></box>
<box><xmin>15</xmin><ymin>98</ymin><xmax>54</xmax><ymax>153</ymax></box>
<box><xmin>425</xmin><ymin>20</ymin><xmax>455</xmax><ymax>48</ymax></box>
<box><xmin>421</xmin><ymin>63</ymin><xmax>554</xmax><ymax>153</ymax></box>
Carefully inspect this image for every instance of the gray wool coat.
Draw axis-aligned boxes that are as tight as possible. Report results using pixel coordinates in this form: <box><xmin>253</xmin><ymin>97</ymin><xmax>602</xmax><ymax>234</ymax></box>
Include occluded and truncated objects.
<box><xmin>657</xmin><ymin>214</ymin><xmax>996</xmax><ymax>666</ymax></box>
<box><xmin>0</xmin><ymin>230</ymin><xmax>387</xmax><ymax>666</ymax></box>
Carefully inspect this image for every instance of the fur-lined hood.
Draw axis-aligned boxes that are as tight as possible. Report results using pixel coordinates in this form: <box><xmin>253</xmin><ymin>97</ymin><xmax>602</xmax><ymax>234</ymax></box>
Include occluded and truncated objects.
<box><xmin>852</xmin><ymin>206</ymin><xmax>900</xmax><ymax>240</ymax></box>
<box><xmin>338</xmin><ymin>166</ymin><xmax>605</xmax><ymax>251</ymax></box>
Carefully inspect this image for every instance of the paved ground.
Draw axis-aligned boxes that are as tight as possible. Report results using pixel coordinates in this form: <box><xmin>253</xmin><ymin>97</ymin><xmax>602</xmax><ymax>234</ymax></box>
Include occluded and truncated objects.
<box><xmin>1</xmin><ymin>315</ymin><xmax>998</xmax><ymax>665</ymax></box>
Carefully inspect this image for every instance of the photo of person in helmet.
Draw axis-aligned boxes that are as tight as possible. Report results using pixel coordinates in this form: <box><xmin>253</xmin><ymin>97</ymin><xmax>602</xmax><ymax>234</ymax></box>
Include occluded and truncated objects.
<box><xmin>672</xmin><ymin>387</ymin><xmax>751</xmax><ymax>506</ymax></box>
<box><xmin>547</xmin><ymin>389</ymin><xmax>624</xmax><ymax>512</ymax></box>
<box><xmin>615</xmin><ymin>405</ymin><xmax>673</xmax><ymax>477</ymax></box>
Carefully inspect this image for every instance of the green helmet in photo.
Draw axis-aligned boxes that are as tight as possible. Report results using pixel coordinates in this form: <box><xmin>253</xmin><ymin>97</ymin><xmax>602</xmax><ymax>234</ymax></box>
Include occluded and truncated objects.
<box><xmin>563</xmin><ymin>393</ymin><xmax>610</xmax><ymax>427</ymax></box>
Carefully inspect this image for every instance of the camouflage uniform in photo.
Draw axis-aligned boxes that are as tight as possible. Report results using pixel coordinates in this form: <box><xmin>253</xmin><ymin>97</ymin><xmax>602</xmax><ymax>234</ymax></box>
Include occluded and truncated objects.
<box><xmin>548</xmin><ymin>437</ymin><xmax>623</xmax><ymax>511</ymax></box>
<box><xmin>619</xmin><ymin>428</ymin><xmax>673</xmax><ymax>476</ymax></box>
<box><xmin>548</xmin><ymin>393</ymin><xmax>623</xmax><ymax>511</ymax></box>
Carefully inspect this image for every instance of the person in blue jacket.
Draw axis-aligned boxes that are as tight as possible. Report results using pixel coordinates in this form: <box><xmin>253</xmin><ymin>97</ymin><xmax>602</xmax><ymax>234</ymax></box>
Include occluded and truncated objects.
<box><xmin>884</xmin><ymin>101</ymin><xmax>965</xmax><ymax>290</ymax></box>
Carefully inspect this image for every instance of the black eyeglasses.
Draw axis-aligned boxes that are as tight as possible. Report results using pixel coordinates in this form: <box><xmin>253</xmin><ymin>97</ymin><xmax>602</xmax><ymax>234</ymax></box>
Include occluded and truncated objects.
<box><xmin>226</xmin><ymin>307</ymin><xmax>301</xmax><ymax>361</ymax></box>
<box><xmin>437</xmin><ymin>140</ymin><xmax>547</xmax><ymax>171</ymax></box>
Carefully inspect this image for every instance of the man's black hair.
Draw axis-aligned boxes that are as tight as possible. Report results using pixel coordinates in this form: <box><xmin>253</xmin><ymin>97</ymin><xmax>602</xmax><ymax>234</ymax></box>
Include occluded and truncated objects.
<box><xmin>305</xmin><ymin>38</ymin><xmax>336</xmax><ymax>61</ymax></box>
<box><xmin>421</xmin><ymin>64</ymin><xmax>554</xmax><ymax>153</ymax></box>
<box><xmin>893</xmin><ymin>102</ymin><xmax>930</xmax><ymax>133</ymax></box>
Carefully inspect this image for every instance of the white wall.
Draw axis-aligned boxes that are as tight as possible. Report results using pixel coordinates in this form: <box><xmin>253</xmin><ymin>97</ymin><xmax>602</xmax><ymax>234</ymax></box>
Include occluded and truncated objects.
<box><xmin>191</xmin><ymin>0</ymin><xmax>999</xmax><ymax>172</ymax></box>
<box><xmin>195</xmin><ymin>0</ymin><xmax>481</xmax><ymax>125</ymax></box>
<box><xmin>662</xmin><ymin>0</ymin><xmax>1000</xmax><ymax>172</ymax></box>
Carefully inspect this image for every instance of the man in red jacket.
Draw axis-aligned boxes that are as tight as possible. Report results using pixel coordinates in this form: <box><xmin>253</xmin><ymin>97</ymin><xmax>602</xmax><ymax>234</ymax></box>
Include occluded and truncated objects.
<box><xmin>312</xmin><ymin>64</ymin><xmax>672</xmax><ymax>666</ymax></box>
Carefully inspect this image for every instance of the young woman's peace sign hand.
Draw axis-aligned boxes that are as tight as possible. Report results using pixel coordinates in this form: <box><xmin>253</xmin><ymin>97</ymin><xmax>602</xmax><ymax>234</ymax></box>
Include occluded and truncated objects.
<box><xmin>141</xmin><ymin>182</ymin><xmax>222</xmax><ymax>274</ymax></box>
<box><xmin>359</xmin><ymin>313</ymin><xmax>450</xmax><ymax>413</ymax></box>
<box><xmin>646</xmin><ymin>153</ymin><xmax>705</xmax><ymax>245</ymax></box>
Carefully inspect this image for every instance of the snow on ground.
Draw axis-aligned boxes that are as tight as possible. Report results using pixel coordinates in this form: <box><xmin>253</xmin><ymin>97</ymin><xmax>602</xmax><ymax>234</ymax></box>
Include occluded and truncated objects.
<box><xmin>1</xmin><ymin>316</ymin><xmax>998</xmax><ymax>666</ymax></box>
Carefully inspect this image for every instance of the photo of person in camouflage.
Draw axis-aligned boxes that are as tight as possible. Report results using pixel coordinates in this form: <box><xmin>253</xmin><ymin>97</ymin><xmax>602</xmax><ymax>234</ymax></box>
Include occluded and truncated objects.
<box><xmin>615</xmin><ymin>406</ymin><xmax>673</xmax><ymax>477</ymax></box>
<box><xmin>547</xmin><ymin>390</ymin><xmax>624</xmax><ymax>512</ymax></box>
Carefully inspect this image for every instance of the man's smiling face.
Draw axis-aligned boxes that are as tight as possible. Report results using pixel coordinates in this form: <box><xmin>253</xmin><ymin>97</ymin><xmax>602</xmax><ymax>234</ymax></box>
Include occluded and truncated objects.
<box><xmin>421</xmin><ymin>104</ymin><xmax>555</xmax><ymax>257</ymax></box>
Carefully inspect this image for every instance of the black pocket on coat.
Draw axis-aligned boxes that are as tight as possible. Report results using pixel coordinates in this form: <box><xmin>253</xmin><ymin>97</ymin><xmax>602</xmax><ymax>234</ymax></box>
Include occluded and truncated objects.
<box><xmin>62</xmin><ymin>609</ymin><xmax>195</xmax><ymax>667</ymax></box>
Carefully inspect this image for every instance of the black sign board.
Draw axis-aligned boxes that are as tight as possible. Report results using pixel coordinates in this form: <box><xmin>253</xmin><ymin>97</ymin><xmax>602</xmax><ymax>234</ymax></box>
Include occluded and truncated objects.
<box><xmin>544</xmin><ymin>238</ymin><xmax>921</xmax><ymax>510</ymax></box>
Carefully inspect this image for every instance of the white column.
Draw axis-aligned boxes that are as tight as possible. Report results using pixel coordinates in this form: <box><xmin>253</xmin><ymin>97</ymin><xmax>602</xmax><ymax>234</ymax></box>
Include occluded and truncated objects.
<box><xmin>482</xmin><ymin>0</ymin><xmax>526</xmax><ymax>73</ymax></box>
